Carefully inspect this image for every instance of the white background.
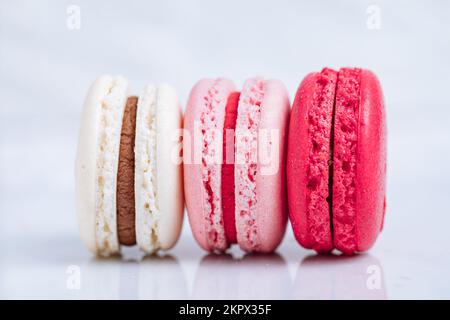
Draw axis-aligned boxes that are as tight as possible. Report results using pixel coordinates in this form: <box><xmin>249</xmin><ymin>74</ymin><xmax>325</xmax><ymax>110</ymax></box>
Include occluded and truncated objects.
<box><xmin>1</xmin><ymin>0</ymin><xmax>450</xmax><ymax>299</ymax></box>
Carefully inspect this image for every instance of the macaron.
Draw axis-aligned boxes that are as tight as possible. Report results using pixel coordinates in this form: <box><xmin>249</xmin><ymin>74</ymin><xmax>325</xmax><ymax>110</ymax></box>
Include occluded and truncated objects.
<box><xmin>184</xmin><ymin>77</ymin><xmax>290</xmax><ymax>253</ymax></box>
<box><xmin>287</xmin><ymin>67</ymin><xmax>386</xmax><ymax>254</ymax></box>
<box><xmin>75</xmin><ymin>75</ymin><xmax>184</xmax><ymax>256</ymax></box>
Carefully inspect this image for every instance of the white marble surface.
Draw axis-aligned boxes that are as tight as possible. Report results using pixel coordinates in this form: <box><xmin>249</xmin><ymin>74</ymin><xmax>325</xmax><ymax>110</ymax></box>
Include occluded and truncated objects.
<box><xmin>1</xmin><ymin>0</ymin><xmax>450</xmax><ymax>299</ymax></box>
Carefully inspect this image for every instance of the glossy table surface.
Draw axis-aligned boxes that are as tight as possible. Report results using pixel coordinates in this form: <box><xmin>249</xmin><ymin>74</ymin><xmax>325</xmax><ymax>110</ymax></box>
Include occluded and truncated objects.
<box><xmin>2</xmin><ymin>224</ymin><xmax>450</xmax><ymax>299</ymax></box>
<box><xmin>1</xmin><ymin>0</ymin><xmax>450</xmax><ymax>299</ymax></box>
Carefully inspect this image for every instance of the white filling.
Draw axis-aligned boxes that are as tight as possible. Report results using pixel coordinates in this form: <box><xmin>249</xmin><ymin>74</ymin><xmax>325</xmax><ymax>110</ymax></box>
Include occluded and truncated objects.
<box><xmin>135</xmin><ymin>85</ymin><xmax>160</xmax><ymax>253</ymax></box>
<box><xmin>95</xmin><ymin>76</ymin><xmax>128</xmax><ymax>255</ymax></box>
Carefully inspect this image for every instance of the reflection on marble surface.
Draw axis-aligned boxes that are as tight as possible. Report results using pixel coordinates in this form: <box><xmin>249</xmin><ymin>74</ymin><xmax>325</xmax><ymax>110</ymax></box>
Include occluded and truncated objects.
<box><xmin>294</xmin><ymin>254</ymin><xmax>387</xmax><ymax>299</ymax></box>
<box><xmin>138</xmin><ymin>255</ymin><xmax>188</xmax><ymax>299</ymax></box>
<box><xmin>193</xmin><ymin>254</ymin><xmax>291</xmax><ymax>299</ymax></box>
<box><xmin>28</xmin><ymin>242</ymin><xmax>385</xmax><ymax>299</ymax></box>
<box><xmin>80</xmin><ymin>254</ymin><xmax>188</xmax><ymax>299</ymax></box>
<box><xmin>1</xmin><ymin>231</ymin><xmax>449</xmax><ymax>299</ymax></box>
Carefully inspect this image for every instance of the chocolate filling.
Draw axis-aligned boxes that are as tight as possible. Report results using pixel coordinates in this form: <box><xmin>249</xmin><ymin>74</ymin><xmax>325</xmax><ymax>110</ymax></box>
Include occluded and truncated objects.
<box><xmin>117</xmin><ymin>96</ymin><xmax>138</xmax><ymax>246</ymax></box>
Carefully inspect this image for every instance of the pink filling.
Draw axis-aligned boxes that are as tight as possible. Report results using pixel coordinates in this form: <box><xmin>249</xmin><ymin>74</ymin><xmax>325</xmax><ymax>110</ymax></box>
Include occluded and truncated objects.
<box><xmin>221</xmin><ymin>92</ymin><xmax>240</xmax><ymax>244</ymax></box>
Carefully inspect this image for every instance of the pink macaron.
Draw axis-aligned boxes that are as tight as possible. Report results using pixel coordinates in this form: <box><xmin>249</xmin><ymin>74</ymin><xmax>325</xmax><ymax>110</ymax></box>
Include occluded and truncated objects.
<box><xmin>184</xmin><ymin>77</ymin><xmax>290</xmax><ymax>253</ymax></box>
<box><xmin>287</xmin><ymin>67</ymin><xmax>386</xmax><ymax>255</ymax></box>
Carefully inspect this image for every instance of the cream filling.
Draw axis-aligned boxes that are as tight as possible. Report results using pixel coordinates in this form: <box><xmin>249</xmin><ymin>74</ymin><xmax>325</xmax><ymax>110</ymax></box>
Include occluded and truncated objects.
<box><xmin>95</xmin><ymin>76</ymin><xmax>128</xmax><ymax>255</ymax></box>
<box><xmin>135</xmin><ymin>85</ymin><xmax>160</xmax><ymax>253</ymax></box>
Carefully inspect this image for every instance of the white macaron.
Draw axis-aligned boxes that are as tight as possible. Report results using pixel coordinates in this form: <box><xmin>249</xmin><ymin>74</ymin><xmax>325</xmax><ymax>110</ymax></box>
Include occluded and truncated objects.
<box><xmin>75</xmin><ymin>75</ymin><xmax>184</xmax><ymax>256</ymax></box>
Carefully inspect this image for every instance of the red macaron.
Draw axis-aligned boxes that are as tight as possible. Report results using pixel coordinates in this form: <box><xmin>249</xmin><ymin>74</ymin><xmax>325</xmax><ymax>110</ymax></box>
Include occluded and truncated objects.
<box><xmin>287</xmin><ymin>67</ymin><xmax>386</xmax><ymax>254</ymax></box>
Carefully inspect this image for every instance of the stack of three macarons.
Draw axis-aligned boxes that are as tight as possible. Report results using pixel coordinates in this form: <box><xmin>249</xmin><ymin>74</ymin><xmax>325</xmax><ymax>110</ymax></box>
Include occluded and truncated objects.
<box><xmin>75</xmin><ymin>68</ymin><xmax>386</xmax><ymax>256</ymax></box>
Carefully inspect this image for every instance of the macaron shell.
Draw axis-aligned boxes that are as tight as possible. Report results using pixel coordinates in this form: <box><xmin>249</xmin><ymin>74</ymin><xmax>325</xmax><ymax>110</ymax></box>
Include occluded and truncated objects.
<box><xmin>155</xmin><ymin>84</ymin><xmax>184</xmax><ymax>249</ymax></box>
<box><xmin>135</xmin><ymin>85</ymin><xmax>159</xmax><ymax>253</ymax></box>
<box><xmin>332</xmin><ymin>68</ymin><xmax>386</xmax><ymax>254</ymax></box>
<box><xmin>287</xmin><ymin>71</ymin><xmax>336</xmax><ymax>252</ymax></box>
<box><xmin>254</xmin><ymin>79</ymin><xmax>290</xmax><ymax>252</ymax></box>
<box><xmin>75</xmin><ymin>75</ymin><xmax>129</xmax><ymax>255</ymax></box>
<box><xmin>332</xmin><ymin>68</ymin><xmax>361</xmax><ymax>254</ymax></box>
<box><xmin>184</xmin><ymin>78</ymin><xmax>236</xmax><ymax>251</ymax></box>
<box><xmin>183</xmin><ymin>79</ymin><xmax>211</xmax><ymax>251</ymax></box>
<box><xmin>287</xmin><ymin>73</ymin><xmax>314</xmax><ymax>249</ymax></box>
<box><xmin>355</xmin><ymin>69</ymin><xmax>386</xmax><ymax>251</ymax></box>
<box><xmin>76</xmin><ymin>76</ymin><xmax>108</xmax><ymax>254</ymax></box>
<box><xmin>234</xmin><ymin>77</ymin><xmax>266</xmax><ymax>251</ymax></box>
